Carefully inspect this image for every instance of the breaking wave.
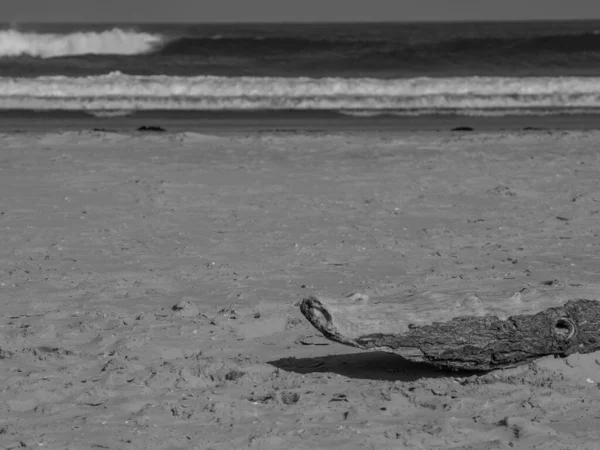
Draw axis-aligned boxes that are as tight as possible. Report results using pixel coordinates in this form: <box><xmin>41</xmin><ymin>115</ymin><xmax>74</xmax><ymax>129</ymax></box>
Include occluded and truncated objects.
<box><xmin>3</xmin><ymin>72</ymin><xmax>600</xmax><ymax>114</ymax></box>
<box><xmin>0</xmin><ymin>29</ymin><xmax>163</xmax><ymax>58</ymax></box>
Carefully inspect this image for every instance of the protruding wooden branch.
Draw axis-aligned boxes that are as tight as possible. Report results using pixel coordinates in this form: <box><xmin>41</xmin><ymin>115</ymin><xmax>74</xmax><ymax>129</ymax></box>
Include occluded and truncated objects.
<box><xmin>299</xmin><ymin>291</ymin><xmax>600</xmax><ymax>371</ymax></box>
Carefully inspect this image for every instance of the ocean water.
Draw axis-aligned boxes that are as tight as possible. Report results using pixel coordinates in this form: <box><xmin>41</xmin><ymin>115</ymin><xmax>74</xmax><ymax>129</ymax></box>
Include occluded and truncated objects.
<box><xmin>3</xmin><ymin>21</ymin><xmax>600</xmax><ymax>116</ymax></box>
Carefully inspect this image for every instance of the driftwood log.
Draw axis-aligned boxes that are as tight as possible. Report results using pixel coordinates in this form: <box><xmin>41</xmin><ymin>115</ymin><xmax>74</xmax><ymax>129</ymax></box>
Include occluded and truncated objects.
<box><xmin>299</xmin><ymin>288</ymin><xmax>600</xmax><ymax>371</ymax></box>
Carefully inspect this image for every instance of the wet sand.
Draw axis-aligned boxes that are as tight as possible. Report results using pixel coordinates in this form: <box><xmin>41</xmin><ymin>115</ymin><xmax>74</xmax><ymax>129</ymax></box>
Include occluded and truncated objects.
<box><xmin>3</xmin><ymin>110</ymin><xmax>600</xmax><ymax>133</ymax></box>
<box><xmin>1</xmin><ymin>127</ymin><xmax>600</xmax><ymax>449</ymax></box>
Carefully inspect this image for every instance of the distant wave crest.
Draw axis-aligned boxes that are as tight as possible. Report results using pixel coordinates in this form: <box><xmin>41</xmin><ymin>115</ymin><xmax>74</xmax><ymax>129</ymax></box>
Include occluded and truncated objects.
<box><xmin>153</xmin><ymin>31</ymin><xmax>600</xmax><ymax>62</ymax></box>
<box><xmin>154</xmin><ymin>31</ymin><xmax>600</xmax><ymax>57</ymax></box>
<box><xmin>3</xmin><ymin>72</ymin><xmax>600</xmax><ymax>113</ymax></box>
<box><xmin>0</xmin><ymin>29</ymin><xmax>163</xmax><ymax>58</ymax></box>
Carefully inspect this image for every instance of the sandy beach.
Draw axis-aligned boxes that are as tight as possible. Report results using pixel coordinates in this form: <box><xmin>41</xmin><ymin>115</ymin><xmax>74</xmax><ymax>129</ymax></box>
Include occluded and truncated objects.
<box><xmin>1</xmin><ymin>127</ymin><xmax>600</xmax><ymax>449</ymax></box>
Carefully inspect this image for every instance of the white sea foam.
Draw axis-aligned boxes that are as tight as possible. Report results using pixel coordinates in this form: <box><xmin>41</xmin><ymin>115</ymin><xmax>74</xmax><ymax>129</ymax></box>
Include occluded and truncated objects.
<box><xmin>0</xmin><ymin>29</ymin><xmax>162</xmax><ymax>58</ymax></box>
<box><xmin>2</xmin><ymin>72</ymin><xmax>600</xmax><ymax>112</ymax></box>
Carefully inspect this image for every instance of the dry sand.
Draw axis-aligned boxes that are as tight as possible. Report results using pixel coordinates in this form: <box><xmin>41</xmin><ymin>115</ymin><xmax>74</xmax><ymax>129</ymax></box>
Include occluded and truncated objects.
<box><xmin>1</xmin><ymin>129</ymin><xmax>600</xmax><ymax>449</ymax></box>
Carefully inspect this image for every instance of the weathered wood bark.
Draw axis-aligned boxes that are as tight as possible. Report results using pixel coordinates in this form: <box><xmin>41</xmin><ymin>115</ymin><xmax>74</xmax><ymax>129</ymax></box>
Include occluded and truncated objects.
<box><xmin>300</xmin><ymin>294</ymin><xmax>600</xmax><ymax>371</ymax></box>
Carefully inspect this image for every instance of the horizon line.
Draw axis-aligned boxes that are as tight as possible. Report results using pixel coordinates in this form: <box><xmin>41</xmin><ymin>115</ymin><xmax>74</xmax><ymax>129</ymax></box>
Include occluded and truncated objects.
<box><xmin>3</xmin><ymin>18</ymin><xmax>600</xmax><ymax>25</ymax></box>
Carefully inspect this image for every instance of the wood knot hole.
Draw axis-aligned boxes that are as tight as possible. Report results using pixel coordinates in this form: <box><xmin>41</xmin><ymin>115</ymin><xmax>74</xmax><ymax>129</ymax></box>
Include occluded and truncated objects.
<box><xmin>554</xmin><ymin>318</ymin><xmax>575</xmax><ymax>340</ymax></box>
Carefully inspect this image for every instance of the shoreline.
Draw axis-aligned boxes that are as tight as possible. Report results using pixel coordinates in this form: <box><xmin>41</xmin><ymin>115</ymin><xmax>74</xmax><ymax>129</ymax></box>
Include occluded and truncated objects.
<box><xmin>3</xmin><ymin>111</ymin><xmax>600</xmax><ymax>133</ymax></box>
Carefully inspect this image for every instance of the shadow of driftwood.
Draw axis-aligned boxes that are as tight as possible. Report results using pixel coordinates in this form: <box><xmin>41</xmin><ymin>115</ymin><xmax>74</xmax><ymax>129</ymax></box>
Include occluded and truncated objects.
<box><xmin>269</xmin><ymin>351</ymin><xmax>485</xmax><ymax>382</ymax></box>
